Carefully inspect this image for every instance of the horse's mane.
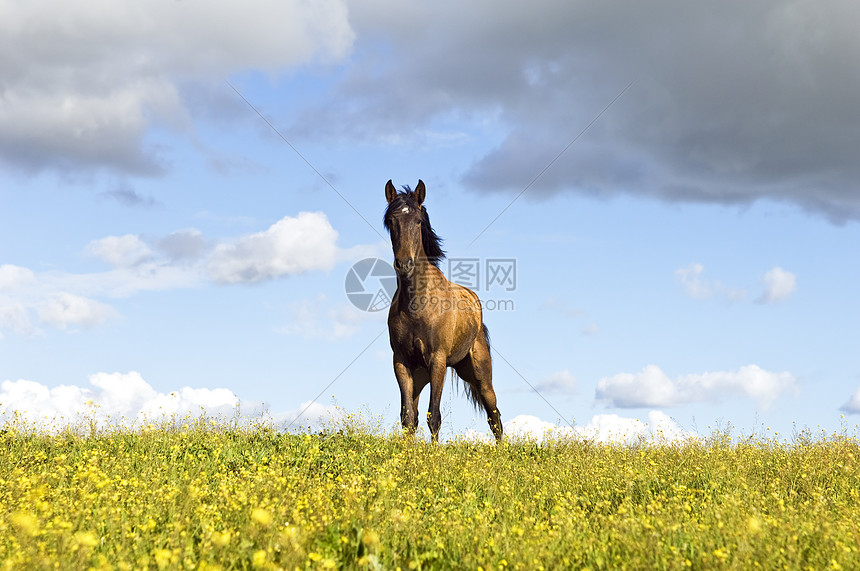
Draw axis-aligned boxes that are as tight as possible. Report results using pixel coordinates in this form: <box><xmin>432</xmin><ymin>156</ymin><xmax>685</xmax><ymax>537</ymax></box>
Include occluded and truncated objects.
<box><xmin>383</xmin><ymin>186</ymin><xmax>445</xmax><ymax>268</ymax></box>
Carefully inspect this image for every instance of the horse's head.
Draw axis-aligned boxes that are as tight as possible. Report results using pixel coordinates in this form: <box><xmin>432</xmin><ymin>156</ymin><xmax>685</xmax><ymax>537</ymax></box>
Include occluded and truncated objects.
<box><xmin>384</xmin><ymin>179</ymin><xmax>428</xmax><ymax>278</ymax></box>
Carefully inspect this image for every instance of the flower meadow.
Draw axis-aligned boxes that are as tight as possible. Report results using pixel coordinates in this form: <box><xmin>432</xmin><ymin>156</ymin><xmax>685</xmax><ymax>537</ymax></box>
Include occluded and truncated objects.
<box><xmin>2</xmin><ymin>417</ymin><xmax>859</xmax><ymax>570</ymax></box>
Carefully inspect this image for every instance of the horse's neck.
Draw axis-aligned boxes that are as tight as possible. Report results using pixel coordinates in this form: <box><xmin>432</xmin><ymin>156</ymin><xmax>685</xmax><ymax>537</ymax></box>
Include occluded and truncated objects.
<box><xmin>398</xmin><ymin>260</ymin><xmax>445</xmax><ymax>298</ymax></box>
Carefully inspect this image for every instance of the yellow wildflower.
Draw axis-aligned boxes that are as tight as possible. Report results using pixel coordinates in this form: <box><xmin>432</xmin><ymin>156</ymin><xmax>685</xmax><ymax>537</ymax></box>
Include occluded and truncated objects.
<box><xmin>73</xmin><ymin>531</ymin><xmax>99</xmax><ymax>549</ymax></box>
<box><xmin>362</xmin><ymin>529</ymin><xmax>380</xmax><ymax>550</ymax></box>
<box><xmin>211</xmin><ymin>530</ymin><xmax>231</xmax><ymax>547</ymax></box>
<box><xmin>252</xmin><ymin>550</ymin><xmax>267</xmax><ymax>568</ymax></box>
<box><xmin>153</xmin><ymin>548</ymin><xmax>172</xmax><ymax>569</ymax></box>
<box><xmin>747</xmin><ymin>516</ymin><xmax>763</xmax><ymax>534</ymax></box>
<box><xmin>10</xmin><ymin>512</ymin><xmax>39</xmax><ymax>537</ymax></box>
<box><xmin>251</xmin><ymin>508</ymin><xmax>273</xmax><ymax>527</ymax></box>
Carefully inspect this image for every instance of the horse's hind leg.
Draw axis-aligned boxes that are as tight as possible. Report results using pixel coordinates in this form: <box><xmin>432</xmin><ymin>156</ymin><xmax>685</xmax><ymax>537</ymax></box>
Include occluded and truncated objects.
<box><xmin>454</xmin><ymin>337</ymin><xmax>503</xmax><ymax>442</ymax></box>
<box><xmin>410</xmin><ymin>368</ymin><xmax>430</xmax><ymax>434</ymax></box>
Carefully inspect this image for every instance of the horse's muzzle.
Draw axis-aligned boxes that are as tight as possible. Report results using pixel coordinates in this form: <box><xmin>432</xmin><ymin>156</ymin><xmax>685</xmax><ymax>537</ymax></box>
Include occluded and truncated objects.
<box><xmin>393</xmin><ymin>257</ymin><xmax>415</xmax><ymax>276</ymax></box>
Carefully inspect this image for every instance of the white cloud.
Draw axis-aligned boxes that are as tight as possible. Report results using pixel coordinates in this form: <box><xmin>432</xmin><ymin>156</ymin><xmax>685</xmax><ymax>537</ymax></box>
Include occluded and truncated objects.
<box><xmin>596</xmin><ymin>365</ymin><xmax>679</xmax><ymax>408</ymax></box>
<box><xmin>577</xmin><ymin>411</ymin><xmax>696</xmax><ymax>443</ymax></box>
<box><xmin>504</xmin><ymin>415</ymin><xmax>572</xmax><ymax>440</ymax></box>
<box><xmin>675</xmin><ymin>263</ymin><xmax>710</xmax><ymax>299</ymax></box>
<box><xmin>0</xmin><ymin>303</ymin><xmax>34</xmax><ymax>337</ymax></box>
<box><xmin>37</xmin><ymin>293</ymin><xmax>116</xmax><ymax>329</ymax></box>
<box><xmin>83</xmin><ymin>213</ymin><xmax>347</xmax><ymax>291</ymax></box>
<box><xmin>155</xmin><ymin>229</ymin><xmax>207</xmax><ymax>262</ymax></box>
<box><xmin>0</xmin><ymin>379</ymin><xmax>91</xmax><ymax>421</ymax></box>
<box><xmin>139</xmin><ymin>387</ymin><xmax>241</xmax><ymax>419</ymax></box>
<box><xmin>533</xmin><ymin>370</ymin><xmax>577</xmax><ymax>395</ymax></box>
<box><xmin>88</xmin><ymin>372</ymin><xmax>159</xmax><ymax>417</ymax></box>
<box><xmin>676</xmin><ymin>263</ymin><xmax>798</xmax><ymax>305</ymax></box>
<box><xmin>0</xmin><ymin>370</ymin><xmax>342</xmax><ymax>431</ymax></box>
<box><xmin>841</xmin><ymin>386</ymin><xmax>860</xmax><ymax>415</ymax></box>
<box><xmin>675</xmin><ymin>263</ymin><xmax>747</xmax><ymax>302</ymax></box>
<box><xmin>0</xmin><ymin>0</ymin><xmax>354</xmax><ymax>175</ymax></box>
<box><xmin>503</xmin><ymin>411</ymin><xmax>696</xmax><ymax>444</ymax></box>
<box><xmin>0</xmin><ymin>371</ymin><xmax>252</xmax><ymax>427</ymax></box>
<box><xmin>758</xmin><ymin>266</ymin><xmax>796</xmax><ymax>303</ymax></box>
<box><xmin>0</xmin><ymin>212</ymin><xmax>375</xmax><ymax>337</ymax></box>
<box><xmin>274</xmin><ymin>400</ymin><xmax>341</xmax><ymax>429</ymax></box>
<box><xmin>0</xmin><ymin>265</ymin><xmax>35</xmax><ymax>290</ymax></box>
<box><xmin>596</xmin><ymin>364</ymin><xmax>798</xmax><ymax>409</ymax></box>
<box><xmin>86</xmin><ymin>234</ymin><xmax>153</xmax><ymax>268</ymax></box>
<box><xmin>208</xmin><ymin>212</ymin><xmax>340</xmax><ymax>284</ymax></box>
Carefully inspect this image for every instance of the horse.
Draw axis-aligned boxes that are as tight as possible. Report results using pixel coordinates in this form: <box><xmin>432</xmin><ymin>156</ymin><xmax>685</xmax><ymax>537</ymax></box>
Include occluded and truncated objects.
<box><xmin>383</xmin><ymin>179</ymin><xmax>503</xmax><ymax>443</ymax></box>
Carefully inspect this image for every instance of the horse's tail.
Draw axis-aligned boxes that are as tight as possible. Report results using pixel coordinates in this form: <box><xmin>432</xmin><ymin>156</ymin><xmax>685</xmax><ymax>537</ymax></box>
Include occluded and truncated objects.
<box><xmin>454</xmin><ymin>373</ymin><xmax>484</xmax><ymax>412</ymax></box>
<box><xmin>453</xmin><ymin>323</ymin><xmax>492</xmax><ymax>411</ymax></box>
<box><xmin>482</xmin><ymin>322</ymin><xmax>492</xmax><ymax>366</ymax></box>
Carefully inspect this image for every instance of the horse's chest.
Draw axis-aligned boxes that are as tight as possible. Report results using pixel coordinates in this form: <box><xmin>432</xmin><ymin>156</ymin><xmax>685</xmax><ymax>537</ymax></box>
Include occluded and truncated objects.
<box><xmin>390</xmin><ymin>318</ymin><xmax>432</xmax><ymax>367</ymax></box>
<box><xmin>389</xmin><ymin>313</ymin><xmax>472</xmax><ymax>368</ymax></box>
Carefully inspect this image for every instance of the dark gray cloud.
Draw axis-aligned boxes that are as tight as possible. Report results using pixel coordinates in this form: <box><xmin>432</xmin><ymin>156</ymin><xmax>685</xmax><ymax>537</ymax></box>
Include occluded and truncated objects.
<box><xmin>0</xmin><ymin>0</ymin><xmax>354</xmax><ymax>178</ymax></box>
<box><xmin>298</xmin><ymin>0</ymin><xmax>860</xmax><ymax>221</ymax></box>
<box><xmin>8</xmin><ymin>0</ymin><xmax>860</xmax><ymax>221</ymax></box>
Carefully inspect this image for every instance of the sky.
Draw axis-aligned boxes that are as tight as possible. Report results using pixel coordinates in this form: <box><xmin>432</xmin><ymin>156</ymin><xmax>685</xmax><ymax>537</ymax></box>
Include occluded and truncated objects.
<box><xmin>2</xmin><ymin>0</ymin><xmax>860</xmax><ymax>442</ymax></box>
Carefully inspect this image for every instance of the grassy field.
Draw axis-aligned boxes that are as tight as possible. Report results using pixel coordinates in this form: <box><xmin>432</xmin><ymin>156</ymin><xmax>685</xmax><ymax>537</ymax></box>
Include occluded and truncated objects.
<box><xmin>2</xmin><ymin>417</ymin><xmax>859</xmax><ymax>570</ymax></box>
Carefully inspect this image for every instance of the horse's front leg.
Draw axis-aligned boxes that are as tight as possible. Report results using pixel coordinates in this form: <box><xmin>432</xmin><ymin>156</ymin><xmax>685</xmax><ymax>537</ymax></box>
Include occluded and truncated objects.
<box><xmin>393</xmin><ymin>360</ymin><xmax>418</xmax><ymax>435</ymax></box>
<box><xmin>426</xmin><ymin>355</ymin><xmax>447</xmax><ymax>443</ymax></box>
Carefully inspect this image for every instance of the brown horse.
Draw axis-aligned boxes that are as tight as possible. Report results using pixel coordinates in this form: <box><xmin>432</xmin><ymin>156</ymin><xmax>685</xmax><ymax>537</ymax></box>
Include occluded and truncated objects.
<box><xmin>384</xmin><ymin>179</ymin><xmax>503</xmax><ymax>442</ymax></box>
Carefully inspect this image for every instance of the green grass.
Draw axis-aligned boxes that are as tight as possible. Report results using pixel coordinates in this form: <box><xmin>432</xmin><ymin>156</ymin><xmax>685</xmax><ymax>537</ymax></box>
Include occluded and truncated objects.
<box><xmin>1</xmin><ymin>417</ymin><xmax>859</xmax><ymax>570</ymax></box>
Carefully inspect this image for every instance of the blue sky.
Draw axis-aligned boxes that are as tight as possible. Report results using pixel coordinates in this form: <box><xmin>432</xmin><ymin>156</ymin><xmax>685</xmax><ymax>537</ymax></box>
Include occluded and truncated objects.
<box><xmin>2</xmin><ymin>0</ymin><xmax>859</xmax><ymax>441</ymax></box>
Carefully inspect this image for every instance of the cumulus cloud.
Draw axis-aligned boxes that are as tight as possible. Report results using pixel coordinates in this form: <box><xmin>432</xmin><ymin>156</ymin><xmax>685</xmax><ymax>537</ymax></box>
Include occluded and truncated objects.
<box><xmin>675</xmin><ymin>263</ymin><xmax>712</xmax><ymax>300</ymax></box>
<box><xmin>0</xmin><ymin>303</ymin><xmax>34</xmax><ymax>338</ymax></box>
<box><xmin>595</xmin><ymin>364</ymin><xmax>798</xmax><ymax>409</ymax></box>
<box><xmin>274</xmin><ymin>400</ymin><xmax>341</xmax><ymax>430</ymax></box>
<box><xmin>155</xmin><ymin>229</ymin><xmax>208</xmax><ymax>262</ymax></box>
<box><xmin>0</xmin><ymin>0</ymin><xmax>354</xmax><ymax>176</ymax></box>
<box><xmin>0</xmin><ymin>211</ymin><xmax>369</xmax><ymax>337</ymax></box>
<box><xmin>208</xmin><ymin>212</ymin><xmax>340</xmax><ymax>284</ymax></box>
<box><xmin>758</xmin><ymin>266</ymin><xmax>797</xmax><ymax>304</ymax></box>
<box><xmin>0</xmin><ymin>265</ymin><xmax>35</xmax><ymax>290</ymax></box>
<box><xmin>0</xmin><ymin>371</ymin><xmax>339</xmax><ymax>431</ymax></box>
<box><xmin>676</xmin><ymin>263</ymin><xmax>797</xmax><ymax>304</ymax></box>
<box><xmin>675</xmin><ymin>263</ymin><xmax>747</xmax><ymax>302</ymax></box>
<box><xmin>0</xmin><ymin>372</ymin><xmax>240</xmax><ymax>426</ymax></box>
<box><xmin>291</xmin><ymin>0</ymin><xmax>860</xmax><ymax>222</ymax></box>
<box><xmin>532</xmin><ymin>370</ymin><xmax>577</xmax><ymax>395</ymax></box>
<box><xmin>503</xmin><ymin>411</ymin><xmax>696</xmax><ymax>443</ymax></box>
<box><xmin>36</xmin><ymin>293</ymin><xmax>117</xmax><ymax>329</ymax></box>
<box><xmin>86</xmin><ymin>234</ymin><xmax>153</xmax><ymax>268</ymax></box>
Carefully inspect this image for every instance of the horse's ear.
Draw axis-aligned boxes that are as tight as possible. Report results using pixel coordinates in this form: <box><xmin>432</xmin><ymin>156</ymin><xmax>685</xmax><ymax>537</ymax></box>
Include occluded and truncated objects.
<box><xmin>415</xmin><ymin>180</ymin><xmax>426</xmax><ymax>205</ymax></box>
<box><xmin>385</xmin><ymin>180</ymin><xmax>397</xmax><ymax>203</ymax></box>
